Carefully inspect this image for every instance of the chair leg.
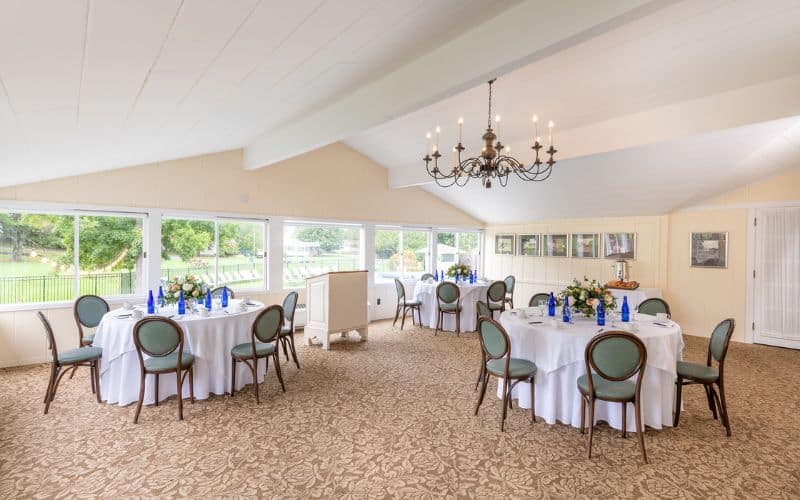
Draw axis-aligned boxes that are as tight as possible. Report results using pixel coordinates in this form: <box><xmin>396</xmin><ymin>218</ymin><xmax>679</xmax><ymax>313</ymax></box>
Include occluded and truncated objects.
<box><xmin>455</xmin><ymin>311</ymin><xmax>461</xmax><ymax>337</ymax></box>
<box><xmin>474</xmin><ymin>372</ymin><xmax>489</xmax><ymax>416</ymax></box>
<box><xmin>274</xmin><ymin>351</ymin><xmax>286</xmax><ymax>393</ymax></box>
<box><xmin>281</xmin><ymin>335</ymin><xmax>290</xmax><ymax>362</ymax></box>
<box><xmin>500</xmin><ymin>379</ymin><xmax>509</xmax><ymax>432</ymax></box>
<box><xmin>634</xmin><ymin>398</ymin><xmax>648</xmax><ymax>464</ymax></box>
<box><xmin>43</xmin><ymin>364</ymin><xmax>56</xmax><ymax>404</ymax></box>
<box><xmin>435</xmin><ymin>311</ymin><xmax>441</xmax><ymax>336</ymax></box>
<box><xmin>44</xmin><ymin>365</ymin><xmax>58</xmax><ymax>414</ymax></box>
<box><xmin>176</xmin><ymin>369</ymin><xmax>184</xmax><ymax>421</ymax></box>
<box><xmin>580</xmin><ymin>396</ymin><xmax>586</xmax><ymax>434</ymax></box>
<box><xmin>716</xmin><ymin>381</ymin><xmax>731</xmax><ymax>437</ymax></box>
<box><xmin>401</xmin><ymin>306</ymin><xmax>406</xmax><ymax>330</ymax></box>
<box><xmin>621</xmin><ymin>401</ymin><xmax>627</xmax><ymax>438</ymax></box>
<box><xmin>252</xmin><ymin>358</ymin><xmax>261</xmax><ymax>404</ymax></box>
<box><xmin>93</xmin><ymin>361</ymin><xmax>101</xmax><ymax>403</ymax></box>
<box><xmin>89</xmin><ymin>363</ymin><xmax>96</xmax><ymax>394</ymax></box>
<box><xmin>673</xmin><ymin>377</ymin><xmax>683</xmax><ymax>427</ymax></box>
<box><xmin>529</xmin><ymin>377</ymin><xmax>535</xmax><ymax>424</ymax></box>
<box><xmin>133</xmin><ymin>372</ymin><xmax>145</xmax><ymax>424</ymax></box>
<box><xmin>69</xmin><ymin>364</ymin><xmax>78</xmax><ymax>379</ymax></box>
<box><xmin>587</xmin><ymin>398</ymin><xmax>595</xmax><ymax>458</ymax></box>
<box><xmin>288</xmin><ymin>333</ymin><xmax>300</xmax><ymax>369</ymax></box>
<box><xmin>230</xmin><ymin>357</ymin><xmax>237</xmax><ymax>397</ymax></box>
<box><xmin>154</xmin><ymin>374</ymin><xmax>159</xmax><ymax>407</ymax></box>
<box><xmin>474</xmin><ymin>355</ymin><xmax>484</xmax><ymax>390</ymax></box>
<box><xmin>188</xmin><ymin>366</ymin><xmax>195</xmax><ymax>403</ymax></box>
<box><xmin>393</xmin><ymin>304</ymin><xmax>400</xmax><ymax>326</ymax></box>
<box><xmin>705</xmin><ymin>384</ymin><xmax>718</xmax><ymax>420</ymax></box>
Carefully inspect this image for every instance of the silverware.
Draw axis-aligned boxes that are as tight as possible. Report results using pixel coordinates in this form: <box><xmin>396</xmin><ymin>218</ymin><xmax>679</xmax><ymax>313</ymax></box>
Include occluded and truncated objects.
<box><xmin>116</xmin><ymin>314</ymin><xmax>132</xmax><ymax>319</ymax></box>
<box><xmin>596</xmin><ymin>328</ymin><xmax>604</xmax><ymax>333</ymax></box>
<box><xmin>528</xmin><ymin>321</ymin><xmax>543</xmax><ymax>325</ymax></box>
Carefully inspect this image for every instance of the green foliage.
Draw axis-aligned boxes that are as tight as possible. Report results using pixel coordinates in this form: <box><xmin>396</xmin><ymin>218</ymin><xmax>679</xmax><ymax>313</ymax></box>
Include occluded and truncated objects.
<box><xmin>437</xmin><ymin>232</ymin><xmax>455</xmax><ymax>247</ymax></box>
<box><xmin>374</xmin><ymin>230</ymin><xmax>399</xmax><ymax>259</ymax></box>
<box><xmin>161</xmin><ymin>219</ymin><xmax>214</xmax><ymax>262</ymax></box>
<box><xmin>74</xmin><ymin>216</ymin><xmax>143</xmax><ymax>271</ymax></box>
<box><xmin>0</xmin><ymin>213</ymin><xmax>67</xmax><ymax>261</ymax></box>
<box><xmin>296</xmin><ymin>227</ymin><xmax>348</xmax><ymax>253</ymax></box>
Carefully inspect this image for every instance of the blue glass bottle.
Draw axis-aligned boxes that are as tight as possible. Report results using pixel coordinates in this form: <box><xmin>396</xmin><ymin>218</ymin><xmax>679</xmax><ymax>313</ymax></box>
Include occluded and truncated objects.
<box><xmin>147</xmin><ymin>290</ymin><xmax>155</xmax><ymax>314</ymax></box>
<box><xmin>562</xmin><ymin>295</ymin><xmax>571</xmax><ymax>323</ymax></box>
<box><xmin>221</xmin><ymin>286</ymin><xmax>229</xmax><ymax>308</ymax></box>
<box><xmin>621</xmin><ymin>296</ymin><xmax>630</xmax><ymax>322</ymax></box>
<box><xmin>455</xmin><ymin>272</ymin><xmax>459</xmax><ymax>284</ymax></box>
<box><xmin>204</xmin><ymin>288</ymin><xmax>212</xmax><ymax>310</ymax></box>
<box><xmin>433</xmin><ymin>269</ymin><xmax>438</xmax><ymax>282</ymax></box>
<box><xmin>469</xmin><ymin>271</ymin><xmax>474</xmax><ymax>284</ymax></box>
<box><xmin>548</xmin><ymin>292</ymin><xmax>556</xmax><ymax>317</ymax></box>
<box><xmin>597</xmin><ymin>298</ymin><xmax>606</xmax><ymax>326</ymax></box>
<box><xmin>178</xmin><ymin>290</ymin><xmax>186</xmax><ymax>315</ymax></box>
<box><xmin>440</xmin><ymin>270</ymin><xmax>444</xmax><ymax>282</ymax></box>
<box><xmin>157</xmin><ymin>285</ymin><xmax>165</xmax><ymax>307</ymax></box>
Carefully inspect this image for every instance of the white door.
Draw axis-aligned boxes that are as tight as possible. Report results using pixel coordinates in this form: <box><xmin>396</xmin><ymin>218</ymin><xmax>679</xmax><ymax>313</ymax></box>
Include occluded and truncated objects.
<box><xmin>753</xmin><ymin>207</ymin><xmax>800</xmax><ymax>348</ymax></box>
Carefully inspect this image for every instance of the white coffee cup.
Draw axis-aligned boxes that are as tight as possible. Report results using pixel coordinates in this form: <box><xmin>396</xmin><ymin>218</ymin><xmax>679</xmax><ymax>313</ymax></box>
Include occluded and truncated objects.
<box><xmin>132</xmin><ymin>309</ymin><xmax>143</xmax><ymax>319</ymax></box>
<box><xmin>238</xmin><ymin>301</ymin><xmax>247</xmax><ymax>312</ymax></box>
<box><xmin>123</xmin><ymin>301</ymin><xmax>134</xmax><ymax>310</ymax></box>
<box><xmin>243</xmin><ymin>296</ymin><xmax>251</xmax><ymax>305</ymax></box>
<box><xmin>199</xmin><ymin>308</ymin><xmax>209</xmax><ymax>317</ymax></box>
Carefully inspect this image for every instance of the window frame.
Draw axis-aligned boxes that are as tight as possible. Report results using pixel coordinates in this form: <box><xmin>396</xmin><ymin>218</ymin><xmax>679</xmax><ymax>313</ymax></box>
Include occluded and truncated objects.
<box><xmin>373</xmin><ymin>225</ymin><xmax>432</xmax><ymax>283</ymax></box>
<box><xmin>282</xmin><ymin>220</ymin><xmax>365</xmax><ymax>290</ymax></box>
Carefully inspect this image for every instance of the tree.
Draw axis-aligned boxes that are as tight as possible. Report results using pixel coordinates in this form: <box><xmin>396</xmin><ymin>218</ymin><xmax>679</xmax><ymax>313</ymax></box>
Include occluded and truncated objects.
<box><xmin>0</xmin><ymin>213</ymin><xmax>67</xmax><ymax>261</ymax></box>
<box><xmin>75</xmin><ymin>216</ymin><xmax>143</xmax><ymax>271</ymax></box>
<box><xmin>374</xmin><ymin>231</ymin><xmax>399</xmax><ymax>259</ymax></box>
<box><xmin>161</xmin><ymin>219</ymin><xmax>214</xmax><ymax>261</ymax></box>
<box><xmin>437</xmin><ymin>232</ymin><xmax>455</xmax><ymax>247</ymax></box>
<box><xmin>296</xmin><ymin>227</ymin><xmax>345</xmax><ymax>253</ymax></box>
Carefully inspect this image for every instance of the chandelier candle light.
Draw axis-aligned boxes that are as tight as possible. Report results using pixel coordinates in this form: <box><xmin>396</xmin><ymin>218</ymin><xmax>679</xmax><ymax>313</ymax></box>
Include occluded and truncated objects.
<box><xmin>423</xmin><ymin>78</ymin><xmax>557</xmax><ymax>188</ymax></box>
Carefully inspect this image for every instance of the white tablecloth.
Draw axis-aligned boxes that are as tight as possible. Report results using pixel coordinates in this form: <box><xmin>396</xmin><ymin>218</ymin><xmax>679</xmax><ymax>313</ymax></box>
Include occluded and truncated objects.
<box><xmin>413</xmin><ymin>281</ymin><xmax>491</xmax><ymax>332</ymax></box>
<box><xmin>608</xmin><ymin>287</ymin><xmax>662</xmax><ymax>311</ymax></box>
<box><xmin>93</xmin><ymin>300</ymin><xmax>267</xmax><ymax>406</ymax></box>
<box><xmin>497</xmin><ymin>310</ymin><xmax>683</xmax><ymax>432</ymax></box>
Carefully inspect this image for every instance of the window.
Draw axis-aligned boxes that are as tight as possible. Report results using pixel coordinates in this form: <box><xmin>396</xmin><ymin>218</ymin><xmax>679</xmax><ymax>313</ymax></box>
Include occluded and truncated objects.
<box><xmin>283</xmin><ymin>223</ymin><xmax>362</xmax><ymax>288</ymax></box>
<box><xmin>0</xmin><ymin>211</ymin><xmax>145</xmax><ymax>305</ymax></box>
<box><xmin>374</xmin><ymin>228</ymin><xmax>430</xmax><ymax>283</ymax></box>
<box><xmin>160</xmin><ymin>217</ymin><xmax>266</xmax><ymax>290</ymax></box>
<box><xmin>436</xmin><ymin>230</ymin><xmax>481</xmax><ymax>273</ymax></box>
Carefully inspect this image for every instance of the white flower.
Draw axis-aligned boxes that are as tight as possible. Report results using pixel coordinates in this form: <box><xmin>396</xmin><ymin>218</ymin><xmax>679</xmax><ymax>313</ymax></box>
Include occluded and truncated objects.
<box><xmin>174</xmin><ymin>291</ymin><xmax>181</xmax><ymax>298</ymax></box>
<box><xmin>182</xmin><ymin>283</ymin><xmax>193</xmax><ymax>292</ymax></box>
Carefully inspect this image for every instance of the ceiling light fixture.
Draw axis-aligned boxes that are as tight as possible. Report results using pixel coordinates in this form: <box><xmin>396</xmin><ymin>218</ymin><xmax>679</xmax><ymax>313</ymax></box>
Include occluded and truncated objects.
<box><xmin>423</xmin><ymin>78</ymin><xmax>557</xmax><ymax>188</ymax></box>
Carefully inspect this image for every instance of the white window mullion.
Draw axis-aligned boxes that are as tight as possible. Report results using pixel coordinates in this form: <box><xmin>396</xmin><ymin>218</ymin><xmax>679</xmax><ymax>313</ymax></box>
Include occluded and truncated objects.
<box><xmin>73</xmin><ymin>215</ymin><xmax>80</xmax><ymax>299</ymax></box>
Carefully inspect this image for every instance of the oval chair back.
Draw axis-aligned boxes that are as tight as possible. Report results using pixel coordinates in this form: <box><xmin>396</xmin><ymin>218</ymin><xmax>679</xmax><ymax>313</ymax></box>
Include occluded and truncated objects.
<box><xmin>487</xmin><ymin>280</ymin><xmax>507</xmax><ymax>304</ymax></box>
<box><xmin>708</xmin><ymin>318</ymin><xmax>736</xmax><ymax>368</ymax></box>
<box><xmin>504</xmin><ymin>275</ymin><xmax>515</xmax><ymax>294</ymax></box>
<box><xmin>253</xmin><ymin>305</ymin><xmax>284</xmax><ymax>344</ymax></box>
<box><xmin>133</xmin><ymin>317</ymin><xmax>186</xmax><ymax>367</ymax></box>
<box><xmin>476</xmin><ymin>300</ymin><xmax>491</xmax><ymax>319</ymax></box>
<box><xmin>210</xmin><ymin>286</ymin><xmax>235</xmax><ymax>300</ymax></box>
<box><xmin>436</xmin><ymin>281</ymin><xmax>460</xmax><ymax>306</ymax></box>
<box><xmin>394</xmin><ymin>278</ymin><xmax>406</xmax><ymax>304</ymax></box>
<box><xmin>529</xmin><ymin>293</ymin><xmax>551</xmax><ymax>307</ymax></box>
<box><xmin>37</xmin><ymin>311</ymin><xmax>59</xmax><ymax>364</ymax></box>
<box><xmin>637</xmin><ymin>298</ymin><xmax>670</xmax><ymax>318</ymax></box>
<box><xmin>74</xmin><ymin>294</ymin><xmax>109</xmax><ymax>345</ymax></box>
<box><xmin>420</xmin><ymin>273</ymin><xmax>435</xmax><ymax>281</ymax></box>
<box><xmin>584</xmin><ymin>331</ymin><xmax>647</xmax><ymax>391</ymax></box>
<box><xmin>282</xmin><ymin>291</ymin><xmax>298</xmax><ymax>331</ymax></box>
<box><xmin>478</xmin><ymin>317</ymin><xmax>510</xmax><ymax>366</ymax></box>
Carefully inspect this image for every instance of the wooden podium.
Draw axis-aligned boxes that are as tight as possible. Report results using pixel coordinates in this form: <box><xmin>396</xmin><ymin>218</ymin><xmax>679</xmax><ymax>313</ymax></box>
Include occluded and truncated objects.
<box><xmin>303</xmin><ymin>270</ymin><xmax>368</xmax><ymax>350</ymax></box>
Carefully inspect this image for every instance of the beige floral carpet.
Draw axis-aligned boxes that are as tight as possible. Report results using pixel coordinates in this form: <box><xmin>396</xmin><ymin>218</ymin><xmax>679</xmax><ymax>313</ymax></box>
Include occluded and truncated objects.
<box><xmin>1</xmin><ymin>320</ymin><xmax>799</xmax><ymax>498</ymax></box>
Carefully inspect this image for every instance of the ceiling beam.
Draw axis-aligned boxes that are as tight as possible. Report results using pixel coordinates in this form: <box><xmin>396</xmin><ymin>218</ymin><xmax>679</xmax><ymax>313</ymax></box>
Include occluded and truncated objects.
<box><xmin>243</xmin><ymin>0</ymin><xmax>666</xmax><ymax>170</ymax></box>
<box><xmin>388</xmin><ymin>73</ymin><xmax>800</xmax><ymax>188</ymax></box>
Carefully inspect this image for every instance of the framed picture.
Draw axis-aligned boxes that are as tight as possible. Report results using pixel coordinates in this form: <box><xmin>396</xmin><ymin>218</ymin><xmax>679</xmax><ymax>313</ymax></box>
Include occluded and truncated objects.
<box><xmin>604</xmin><ymin>232</ymin><xmax>637</xmax><ymax>259</ymax></box>
<box><xmin>571</xmin><ymin>233</ymin><xmax>600</xmax><ymax>258</ymax></box>
<box><xmin>494</xmin><ymin>234</ymin><xmax>515</xmax><ymax>255</ymax></box>
<box><xmin>543</xmin><ymin>234</ymin><xmax>568</xmax><ymax>257</ymax></box>
<box><xmin>690</xmin><ymin>232</ymin><xmax>728</xmax><ymax>268</ymax></box>
<box><xmin>518</xmin><ymin>234</ymin><xmax>540</xmax><ymax>257</ymax></box>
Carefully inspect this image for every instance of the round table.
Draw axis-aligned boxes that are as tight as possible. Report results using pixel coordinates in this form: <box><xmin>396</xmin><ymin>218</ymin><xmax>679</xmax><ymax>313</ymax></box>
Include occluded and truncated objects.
<box><xmin>413</xmin><ymin>280</ymin><xmax>491</xmax><ymax>332</ymax></box>
<box><xmin>93</xmin><ymin>300</ymin><xmax>267</xmax><ymax>406</ymax></box>
<box><xmin>497</xmin><ymin>310</ymin><xmax>684</xmax><ymax>431</ymax></box>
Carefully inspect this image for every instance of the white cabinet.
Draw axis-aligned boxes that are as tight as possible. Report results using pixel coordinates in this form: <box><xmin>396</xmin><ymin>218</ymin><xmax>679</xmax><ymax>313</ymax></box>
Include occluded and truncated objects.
<box><xmin>304</xmin><ymin>270</ymin><xmax>368</xmax><ymax>350</ymax></box>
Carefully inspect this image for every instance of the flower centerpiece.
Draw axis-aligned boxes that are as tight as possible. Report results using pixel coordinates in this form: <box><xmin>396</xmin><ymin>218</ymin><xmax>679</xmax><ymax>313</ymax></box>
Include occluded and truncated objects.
<box><xmin>560</xmin><ymin>277</ymin><xmax>616</xmax><ymax>317</ymax></box>
<box><xmin>164</xmin><ymin>275</ymin><xmax>207</xmax><ymax>304</ymax></box>
<box><xmin>447</xmin><ymin>263</ymin><xmax>472</xmax><ymax>279</ymax></box>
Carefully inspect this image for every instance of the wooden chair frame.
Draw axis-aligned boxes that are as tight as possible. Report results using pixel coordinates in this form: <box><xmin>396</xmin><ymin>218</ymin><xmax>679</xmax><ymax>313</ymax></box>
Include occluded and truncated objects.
<box><xmin>474</xmin><ymin>317</ymin><xmax>536</xmax><ymax>431</ymax></box>
<box><xmin>278</xmin><ymin>291</ymin><xmax>301</xmax><ymax>369</ymax></box>
<box><xmin>73</xmin><ymin>294</ymin><xmax>109</xmax><ymax>347</ymax></box>
<box><xmin>579</xmin><ymin>331</ymin><xmax>648</xmax><ymax>464</ymax></box>
<box><xmin>210</xmin><ymin>286</ymin><xmax>235</xmax><ymax>300</ymax></box>
<box><xmin>132</xmin><ymin>317</ymin><xmax>195</xmax><ymax>423</ymax></box>
<box><xmin>474</xmin><ymin>300</ymin><xmax>491</xmax><ymax>390</ymax></box>
<box><xmin>435</xmin><ymin>282</ymin><xmax>461</xmax><ymax>336</ymax></box>
<box><xmin>486</xmin><ymin>280</ymin><xmax>507</xmax><ymax>319</ymax></box>
<box><xmin>393</xmin><ymin>278</ymin><xmax>421</xmax><ymax>330</ymax></box>
<box><xmin>503</xmin><ymin>275</ymin><xmax>516</xmax><ymax>309</ymax></box>
<box><xmin>528</xmin><ymin>293</ymin><xmax>551</xmax><ymax>308</ymax></box>
<box><xmin>674</xmin><ymin>318</ymin><xmax>736</xmax><ymax>436</ymax></box>
<box><xmin>38</xmin><ymin>312</ymin><xmax>101</xmax><ymax>415</ymax></box>
<box><xmin>637</xmin><ymin>298</ymin><xmax>671</xmax><ymax>318</ymax></box>
<box><xmin>231</xmin><ymin>304</ymin><xmax>285</xmax><ymax>404</ymax></box>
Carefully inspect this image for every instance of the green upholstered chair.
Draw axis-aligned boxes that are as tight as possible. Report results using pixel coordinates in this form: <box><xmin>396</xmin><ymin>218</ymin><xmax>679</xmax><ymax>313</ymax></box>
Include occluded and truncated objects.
<box><xmin>529</xmin><ymin>293</ymin><xmax>551</xmax><ymax>308</ymax></box>
<box><xmin>578</xmin><ymin>331</ymin><xmax>648</xmax><ymax>464</ymax></box>
<box><xmin>231</xmin><ymin>304</ymin><xmax>285</xmax><ymax>404</ymax></box>
<box><xmin>393</xmin><ymin>278</ymin><xmax>422</xmax><ymax>330</ymax></box>
<box><xmin>474</xmin><ymin>300</ymin><xmax>492</xmax><ymax>390</ymax></box>
<box><xmin>486</xmin><ymin>281</ymin><xmax>507</xmax><ymax>319</ymax></box>
<box><xmin>73</xmin><ymin>294</ymin><xmax>109</xmax><ymax>347</ymax></box>
<box><xmin>132</xmin><ymin>317</ymin><xmax>195</xmax><ymax>423</ymax></box>
<box><xmin>435</xmin><ymin>281</ymin><xmax>462</xmax><ymax>336</ymax></box>
<box><xmin>674</xmin><ymin>318</ymin><xmax>736</xmax><ymax>436</ymax></box>
<box><xmin>209</xmin><ymin>286</ymin><xmax>235</xmax><ymax>300</ymax></box>
<box><xmin>420</xmin><ymin>273</ymin><xmax>435</xmax><ymax>281</ymax></box>
<box><xmin>637</xmin><ymin>298</ymin><xmax>671</xmax><ymax>318</ymax></box>
<box><xmin>278</xmin><ymin>291</ymin><xmax>300</xmax><ymax>369</ymax></box>
<box><xmin>474</xmin><ymin>317</ymin><xmax>537</xmax><ymax>431</ymax></box>
<box><xmin>38</xmin><ymin>312</ymin><xmax>102</xmax><ymax>415</ymax></box>
<box><xmin>503</xmin><ymin>275</ymin><xmax>516</xmax><ymax>309</ymax></box>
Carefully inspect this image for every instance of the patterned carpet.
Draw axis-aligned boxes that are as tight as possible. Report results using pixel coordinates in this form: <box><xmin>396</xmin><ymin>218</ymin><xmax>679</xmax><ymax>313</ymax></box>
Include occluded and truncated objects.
<box><xmin>1</xmin><ymin>320</ymin><xmax>799</xmax><ymax>498</ymax></box>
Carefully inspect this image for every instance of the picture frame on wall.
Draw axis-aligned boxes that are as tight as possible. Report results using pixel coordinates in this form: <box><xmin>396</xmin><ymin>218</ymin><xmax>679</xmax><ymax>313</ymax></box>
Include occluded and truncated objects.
<box><xmin>604</xmin><ymin>232</ymin><xmax>637</xmax><ymax>259</ymax></box>
<box><xmin>494</xmin><ymin>234</ymin><xmax>515</xmax><ymax>255</ymax></box>
<box><xmin>518</xmin><ymin>234</ymin><xmax>540</xmax><ymax>257</ymax></box>
<box><xmin>690</xmin><ymin>232</ymin><xmax>728</xmax><ymax>268</ymax></box>
<box><xmin>543</xmin><ymin>234</ymin><xmax>568</xmax><ymax>257</ymax></box>
<box><xmin>571</xmin><ymin>233</ymin><xmax>600</xmax><ymax>258</ymax></box>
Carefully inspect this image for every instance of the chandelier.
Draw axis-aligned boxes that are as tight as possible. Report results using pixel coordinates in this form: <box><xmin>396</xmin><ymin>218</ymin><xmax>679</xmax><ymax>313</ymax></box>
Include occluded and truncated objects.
<box><xmin>423</xmin><ymin>78</ymin><xmax>557</xmax><ymax>188</ymax></box>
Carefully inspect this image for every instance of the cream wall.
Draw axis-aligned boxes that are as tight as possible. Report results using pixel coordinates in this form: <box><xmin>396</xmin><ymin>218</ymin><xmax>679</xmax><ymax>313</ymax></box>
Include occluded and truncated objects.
<box><xmin>0</xmin><ymin>143</ymin><xmax>482</xmax><ymax>368</ymax></box>
<box><xmin>484</xmin><ymin>164</ymin><xmax>800</xmax><ymax>343</ymax></box>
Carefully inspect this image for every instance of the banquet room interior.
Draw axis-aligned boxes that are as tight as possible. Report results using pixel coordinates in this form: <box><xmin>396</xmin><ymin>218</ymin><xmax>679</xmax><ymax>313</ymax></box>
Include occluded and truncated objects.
<box><xmin>0</xmin><ymin>0</ymin><xmax>799</xmax><ymax>497</ymax></box>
